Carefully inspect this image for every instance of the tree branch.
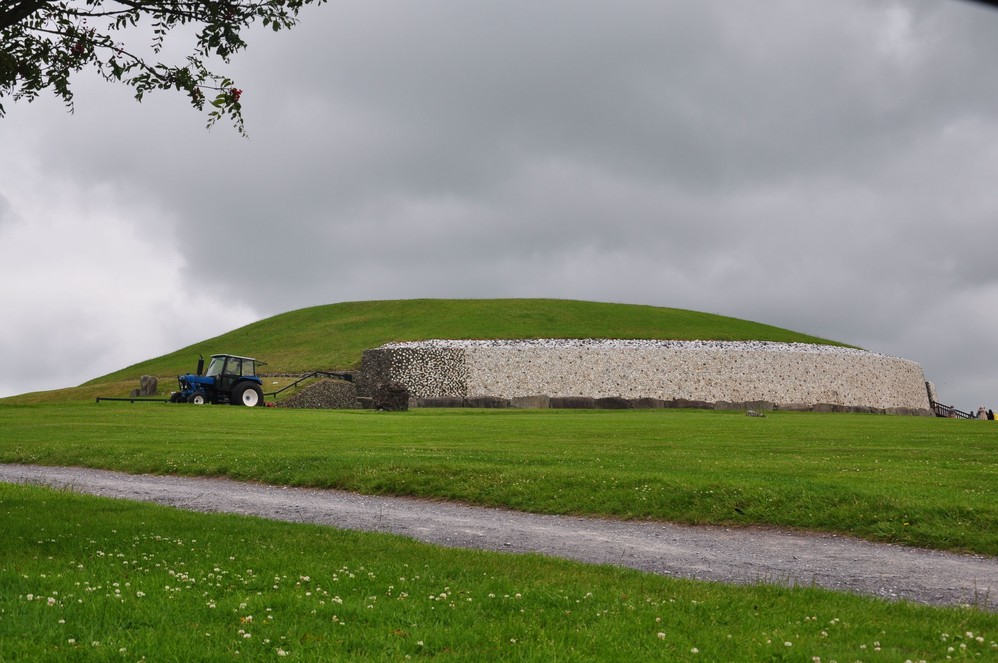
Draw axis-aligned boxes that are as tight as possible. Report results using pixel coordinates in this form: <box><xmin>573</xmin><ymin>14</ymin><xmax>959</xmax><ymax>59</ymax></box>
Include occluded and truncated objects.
<box><xmin>0</xmin><ymin>1</ymin><xmax>52</xmax><ymax>32</ymax></box>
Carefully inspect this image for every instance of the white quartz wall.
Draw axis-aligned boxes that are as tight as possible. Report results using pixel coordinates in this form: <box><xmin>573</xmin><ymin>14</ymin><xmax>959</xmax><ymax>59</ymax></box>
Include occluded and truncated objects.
<box><xmin>362</xmin><ymin>340</ymin><xmax>931</xmax><ymax>411</ymax></box>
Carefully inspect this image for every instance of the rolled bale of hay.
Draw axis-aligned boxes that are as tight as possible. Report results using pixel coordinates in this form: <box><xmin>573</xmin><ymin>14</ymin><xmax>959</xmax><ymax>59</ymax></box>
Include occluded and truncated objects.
<box><xmin>280</xmin><ymin>379</ymin><xmax>360</xmax><ymax>409</ymax></box>
<box><xmin>374</xmin><ymin>382</ymin><xmax>410</xmax><ymax>411</ymax></box>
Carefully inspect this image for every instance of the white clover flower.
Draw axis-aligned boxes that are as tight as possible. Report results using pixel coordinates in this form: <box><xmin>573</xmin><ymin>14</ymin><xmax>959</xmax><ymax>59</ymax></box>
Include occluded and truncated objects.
<box><xmin>690</xmin><ymin>647</ymin><xmax>699</xmax><ymax>654</ymax></box>
<box><xmin>657</xmin><ymin>632</ymin><xmax>666</xmax><ymax>640</ymax></box>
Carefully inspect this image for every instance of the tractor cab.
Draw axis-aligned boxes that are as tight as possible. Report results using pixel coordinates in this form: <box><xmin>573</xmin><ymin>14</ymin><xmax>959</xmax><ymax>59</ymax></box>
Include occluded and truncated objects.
<box><xmin>205</xmin><ymin>354</ymin><xmax>256</xmax><ymax>382</ymax></box>
<box><xmin>173</xmin><ymin>354</ymin><xmax>266</xmax><ymax>406</ymax></box>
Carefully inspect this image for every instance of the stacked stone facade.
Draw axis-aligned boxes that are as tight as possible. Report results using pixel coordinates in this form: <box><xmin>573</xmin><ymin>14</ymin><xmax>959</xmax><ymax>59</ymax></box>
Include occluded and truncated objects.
<box><xmin>360</xmin><ymin>339</ymin><xmax>931</xmax><ymax>413</ymax></box>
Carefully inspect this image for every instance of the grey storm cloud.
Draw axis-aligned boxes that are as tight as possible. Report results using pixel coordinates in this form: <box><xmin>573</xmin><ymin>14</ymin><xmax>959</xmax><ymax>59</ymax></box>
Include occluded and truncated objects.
<box><xmin>1</xmin><ymin>0</ymin><xmax>998</xmax><ymax>407</ymax></box>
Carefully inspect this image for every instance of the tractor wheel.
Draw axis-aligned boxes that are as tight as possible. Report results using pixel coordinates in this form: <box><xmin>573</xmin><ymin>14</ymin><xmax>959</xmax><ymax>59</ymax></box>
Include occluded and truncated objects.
<box><xmin>233</xmin><ymin>383</ymin><xmax>264</xmax><ymax>407</ymax></box>
<box><xmin>169</xmin><ymin>393</ymin><xmax>183</xmax><ymax>403</ymax></box>
<box><xmin>188</xmin><ymin>393</ymin><xmax>207</xmax><ymax>405</ymax></box>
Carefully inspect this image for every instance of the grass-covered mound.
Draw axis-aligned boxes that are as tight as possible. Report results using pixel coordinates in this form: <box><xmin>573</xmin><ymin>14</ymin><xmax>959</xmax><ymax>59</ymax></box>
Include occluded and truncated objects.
<box><xmin>2</xmin><ymin>299</ymin><xmax>844</xmax><ymax>403</ymax></box>
<box><xmin>100</xmin><ymin>299</ymin><xmax>842</xmax><ymax>380</ymax></box>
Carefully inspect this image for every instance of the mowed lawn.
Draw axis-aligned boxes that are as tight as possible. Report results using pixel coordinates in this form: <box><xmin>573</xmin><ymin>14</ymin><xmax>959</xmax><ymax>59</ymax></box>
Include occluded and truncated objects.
<box><xmin>1</xmin><ymin>404</ymin><xmax>996</xmax><ymax>555</ymax></box>
<box><xmin>3</xmin><ymin>482</ymin><xmax>997</xmax><ymax>661</ymax></box>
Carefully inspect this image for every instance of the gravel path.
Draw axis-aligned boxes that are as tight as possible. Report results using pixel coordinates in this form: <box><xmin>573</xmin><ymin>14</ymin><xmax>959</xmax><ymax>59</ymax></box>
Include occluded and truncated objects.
<box><xmin>2</xmin><ymin>463</ymin><xmax>995</xmax><ymax>611</ymax></box>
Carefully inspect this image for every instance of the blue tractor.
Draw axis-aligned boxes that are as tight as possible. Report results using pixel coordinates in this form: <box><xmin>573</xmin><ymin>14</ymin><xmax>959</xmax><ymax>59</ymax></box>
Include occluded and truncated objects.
<box><xmin>171</xmin><ymin>354</ymin><xmax>266</xmax><ymax>406</ymax></box>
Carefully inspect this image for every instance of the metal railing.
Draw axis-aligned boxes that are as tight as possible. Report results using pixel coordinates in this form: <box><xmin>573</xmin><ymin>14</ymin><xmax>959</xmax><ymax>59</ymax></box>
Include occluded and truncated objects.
<box><xmin>930</xmin><ymin>400</ymin><xmax>974</xmax><ymax>419</ymax></box>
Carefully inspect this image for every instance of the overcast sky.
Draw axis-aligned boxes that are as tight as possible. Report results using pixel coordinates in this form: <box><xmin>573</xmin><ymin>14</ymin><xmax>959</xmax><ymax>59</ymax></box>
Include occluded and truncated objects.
<box><xmin>2</xmin><ymin>0</ymin><xmax>997</xmax><ymax>409</ymax></box>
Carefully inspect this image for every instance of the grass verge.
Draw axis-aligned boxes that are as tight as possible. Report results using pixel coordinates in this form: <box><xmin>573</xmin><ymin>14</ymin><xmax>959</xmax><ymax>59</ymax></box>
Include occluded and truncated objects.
<box><xmin>1</xmin><ymin>404</ymin><xmax>996</xmax><ymax>555</ymax></box>
<box><xmin>2</xmin><ymin>482</ymin><xmax>996</xmax><ymax>661</ymax></box>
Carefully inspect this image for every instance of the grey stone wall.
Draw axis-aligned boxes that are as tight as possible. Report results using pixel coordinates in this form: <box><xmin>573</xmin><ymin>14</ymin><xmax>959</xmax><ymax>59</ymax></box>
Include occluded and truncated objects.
<box><xmin>360</xmin><ymin>340</ymin><xmax>932</xmax><ymax>412</ymax></box>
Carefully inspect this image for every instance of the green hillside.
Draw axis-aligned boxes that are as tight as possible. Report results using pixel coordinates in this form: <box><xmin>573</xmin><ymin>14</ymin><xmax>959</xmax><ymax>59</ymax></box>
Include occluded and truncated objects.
<box><xmin>3</xmin><ymin>299</ymin><xmax>846</xmax><ymax>402</ymax></box>
<box><xmin>93</xmin><ymin>299</ymin><xmax>842</xmax><ymax>381</ymax></box>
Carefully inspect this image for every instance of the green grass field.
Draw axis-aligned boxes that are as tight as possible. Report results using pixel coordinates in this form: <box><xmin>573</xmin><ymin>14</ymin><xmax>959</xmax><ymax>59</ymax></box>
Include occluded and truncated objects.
<box><xmin>2</xmin><ymin>299</ymin><xmax>993</xmax><ymax>658</ymax></box>
<box><xmin>3</xmin><ymin>482</ymin><xmax>996</xmax><ymax>661</ymax></box>
<box><xmin>2</xmin><ymin>404</ymin><xmax>995</xmax><ymax>556</ymax></box>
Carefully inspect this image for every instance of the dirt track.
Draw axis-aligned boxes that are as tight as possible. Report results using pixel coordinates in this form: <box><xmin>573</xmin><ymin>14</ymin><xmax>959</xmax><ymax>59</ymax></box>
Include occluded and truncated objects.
<box><xmin>1</xmin><ymin>463</ymin><xmax>995</xmax><ymax>611</ymax></box>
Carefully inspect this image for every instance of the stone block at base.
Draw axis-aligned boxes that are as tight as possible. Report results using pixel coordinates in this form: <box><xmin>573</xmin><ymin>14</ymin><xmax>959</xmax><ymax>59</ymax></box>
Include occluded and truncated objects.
<box><xmin>465</xmin><ymin>396</ymin><xmax>510</xmax><ymax>408</ymax></box>
<box><xmin>511</xmin><ymin>395</ymin><xmax>551</xmax><ymax>409</ymax></box>
<box><xmin>550</xmin><ymin>396</ymin><xmax>596</xmax><ymax>409</ymax></box>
